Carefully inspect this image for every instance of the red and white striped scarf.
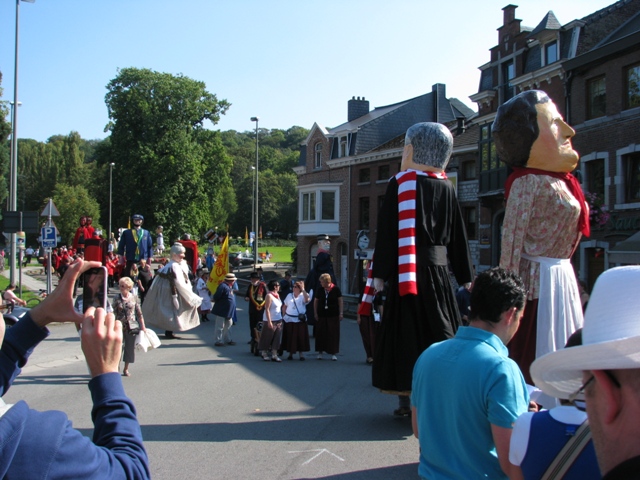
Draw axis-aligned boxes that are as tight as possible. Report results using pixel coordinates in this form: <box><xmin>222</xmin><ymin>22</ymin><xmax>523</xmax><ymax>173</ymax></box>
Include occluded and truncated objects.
<box><xmin>358</xmin><ymin>259</ymin><xmax>375</xmax><ymax>316</ymax></box>
<box><xmin>396</xmin><ymin>169</ymin><xmax>447</xmax><ymax>296</ymax></box>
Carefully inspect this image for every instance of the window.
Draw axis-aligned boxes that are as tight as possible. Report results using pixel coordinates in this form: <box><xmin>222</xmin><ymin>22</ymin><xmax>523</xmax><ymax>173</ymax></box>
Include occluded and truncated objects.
<box><xmin>626</xmin><ymin>63</ymin><xmax>640</xmax><ymax>109</ymax></box>
<box><xmin>545</xmin><ymin>41</ymin><xmax>558</xmax><ymax>65</ymax></box>
<box><xmin>478</xmin><ymin>123</ymin><xmax>505</xmax><ymax>193</ymax></box>
<box><xmin>462</xmin><ymin>160</ymin><xmax>477</xmax><ymax>180</ymax></box>
<box><xmin>378</xmin><ymin>164</ymin><xmax>390</xmax><ymax>181</ymax></box>
<box><xmin>302</xmin><ymin>192</ymin><xmax>316</xmax><ymax>221</ymax></box>
<box><xmin>314</xmin><ymin>143</ymin><xmax>322</xmax><ymax>169</ymax></box>
<box><xmin>340</xmin><ymin>137</ymin><xmax>348</xmax><ymax>157</ymax></box>
<box><xmin>359</xmin><ymin>168</ymin><xmax>370</xmax><ymax>183</ymax></box>
<box><xmin>321</xmin><ymin>191</ymin><xmax>335</xmax><ymax>220</ymax></box>
<box><xmin>586</xmin><ymin>159</ymin><xmax>605</xmax><ymax>198</ymax></box>
<box><xmin>359</xmin><ymin>197</ymin><xmax>370</xmax><ymax>229</ymax></box>
<box><xmin>587</xmin><ymin>76</ymin><xmax>606</xmax><ymax>119</ymax></box>
<box><xmin>625</xmin><ymin>153</ymin><xmax>640</xmax><ymax>203</ymax></box>
<box><xmin>502</xmin><ymin>60</ymin><xmax>516</xmax><ymax>103</ymax></box>
<box><xmin>463</xmin><ymin>207</ymin><xmax>477</xmax><ymax>239</ymax></box>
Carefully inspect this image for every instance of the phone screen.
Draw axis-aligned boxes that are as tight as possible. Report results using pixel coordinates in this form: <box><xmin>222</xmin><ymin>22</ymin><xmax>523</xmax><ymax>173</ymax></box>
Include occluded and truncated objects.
<box><xmin>82</xmin><ymin>267</ymin><xmax>108</xmax><ymax>313</ymax></box>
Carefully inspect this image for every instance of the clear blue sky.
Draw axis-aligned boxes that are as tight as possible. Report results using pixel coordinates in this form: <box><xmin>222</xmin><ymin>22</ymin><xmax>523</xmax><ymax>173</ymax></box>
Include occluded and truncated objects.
<box><xmin>0</xmin><ymin>0</ymin><xmax>617</xmax><ymax>142</ymax></box>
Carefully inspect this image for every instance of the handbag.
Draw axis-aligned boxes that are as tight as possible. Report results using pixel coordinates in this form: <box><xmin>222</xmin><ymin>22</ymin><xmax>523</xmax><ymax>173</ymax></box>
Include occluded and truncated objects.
<box><xmin>294</xmin><ymin>299</ymin><xmax>306</xmax><ymax>322</ymax></box>
<box><xmin>126</xmin><ymin>319</ymin><xmax>141</xmax><ymax>335</ymax></box>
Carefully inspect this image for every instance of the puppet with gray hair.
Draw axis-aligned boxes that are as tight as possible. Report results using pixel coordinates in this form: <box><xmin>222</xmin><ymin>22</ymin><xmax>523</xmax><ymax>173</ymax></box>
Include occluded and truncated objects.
<box><xmin>495</xmin><ymin>90</ymin><xmax>587</xmax><ymax>385</ymax></box>
<box><xmin>370</xmin><ymin>122</ymin><xmax>473</xmax><ymax>415</ymax></box>
<box><xmin>142</xmin><ymin>242</ymin><xmax>202</xmax><ymax>332</ymax></box>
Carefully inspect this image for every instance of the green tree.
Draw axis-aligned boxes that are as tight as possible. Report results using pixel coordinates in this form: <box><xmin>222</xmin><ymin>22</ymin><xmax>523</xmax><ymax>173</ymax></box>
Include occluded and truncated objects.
<box><xmin>0</xmin><ymin>74</ymin><xmax>12</xmax><ymax>217</ymax></box>
<box><xmin>52</xmin><ymin>183</ymin><xmax>101</xmax><ymax>244</ymax></box>
<box><xmin>103</xmin><ymin>67</ymin><xmax>232</xmax><ymax>241</ymax></box>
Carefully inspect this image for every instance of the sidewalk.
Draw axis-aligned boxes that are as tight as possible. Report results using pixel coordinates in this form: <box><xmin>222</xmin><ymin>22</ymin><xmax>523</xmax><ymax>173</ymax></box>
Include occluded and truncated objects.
<box><xmin>1</xmin><ymin>266</ymin><xmax>50</xmax><ymax>293</ymax></box>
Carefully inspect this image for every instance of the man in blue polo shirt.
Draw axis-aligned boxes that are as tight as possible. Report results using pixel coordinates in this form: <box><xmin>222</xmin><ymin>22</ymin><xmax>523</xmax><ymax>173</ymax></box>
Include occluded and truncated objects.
<box><xmin>411</xmin><ymin>267</ymin><xmax>529</xmax><ymax>479</ymax></box>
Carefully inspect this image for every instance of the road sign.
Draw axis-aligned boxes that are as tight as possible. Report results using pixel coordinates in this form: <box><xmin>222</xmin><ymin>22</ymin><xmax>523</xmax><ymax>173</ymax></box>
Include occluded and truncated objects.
<box><xmin>40</xmin><ymin>199</ymin><xmax>60</xmax><ymax>217</ymax></box>
<box><xmin>3</xmin><ymin>211</ymin><xmax>40</xmax><ymax>233</ymax></box>
<box><xmin>41</xmin><ymin>226</ymin><xmax>58</xmax><ymax>248</ymax></box>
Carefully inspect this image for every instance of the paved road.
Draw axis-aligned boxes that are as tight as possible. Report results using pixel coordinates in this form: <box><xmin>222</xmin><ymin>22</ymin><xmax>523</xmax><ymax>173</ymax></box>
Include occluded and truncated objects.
<box><xmin>3</xmin><ymin>268</ymin><xmax>420</xmax><ymax>479</ymax></box>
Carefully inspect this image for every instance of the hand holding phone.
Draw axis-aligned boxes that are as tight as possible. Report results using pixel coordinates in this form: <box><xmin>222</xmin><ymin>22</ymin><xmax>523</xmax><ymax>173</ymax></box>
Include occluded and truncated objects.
<box><xmin>82</xmin><ymin>267</ymin><xmax>108</xmax><ymax>313</ymax></box>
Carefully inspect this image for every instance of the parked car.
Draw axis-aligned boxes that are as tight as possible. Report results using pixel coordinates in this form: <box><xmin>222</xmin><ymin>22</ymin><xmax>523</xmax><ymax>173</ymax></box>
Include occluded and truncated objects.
<box><xmin>229</xmin><ymin>252</ymin><xmax>263</xmax><ymax>266</ymax></box>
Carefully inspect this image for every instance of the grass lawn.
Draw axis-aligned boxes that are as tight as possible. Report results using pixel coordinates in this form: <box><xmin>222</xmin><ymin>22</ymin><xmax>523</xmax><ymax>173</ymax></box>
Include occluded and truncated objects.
<box><xmin>1</xmin><ymin>260</ymin><xmax>47</xmax><ymax>304</ymax></box>
<box><xmin>206</xmin><ymin>245</ymin><xmax>294</xmax><ymax>264</ymax></box>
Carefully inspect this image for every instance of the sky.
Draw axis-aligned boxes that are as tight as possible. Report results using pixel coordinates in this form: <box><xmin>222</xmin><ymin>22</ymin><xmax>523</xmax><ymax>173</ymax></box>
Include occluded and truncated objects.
<box><xmin>0</xmin><ymin>0</ymin><xmax>619</xmax><ymax>143</ymax></box>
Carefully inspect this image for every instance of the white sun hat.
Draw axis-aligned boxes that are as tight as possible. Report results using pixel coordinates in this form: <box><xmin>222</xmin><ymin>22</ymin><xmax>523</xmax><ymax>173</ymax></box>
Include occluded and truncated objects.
<box><xmin>531</xmin><ymin>266</ymin><xmax>640</xmax><ymax>400</ymax></box>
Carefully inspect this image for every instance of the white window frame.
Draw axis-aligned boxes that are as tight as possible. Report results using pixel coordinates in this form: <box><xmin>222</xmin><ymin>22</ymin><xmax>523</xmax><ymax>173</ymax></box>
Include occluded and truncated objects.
<box><xmin>544</xmin><ymin>40</ymin><xmax>558</xmax><ymax>65</ymax></box>
<box><xmin>298</xmin><ymin>184</ymin><xmax>340</xmax><ymax>224</ymax></box>
<box><xmin>580</xmin><ymin>151</ymin><xmax>610</xmax><ymax>208</ymax></box>
<box><xmin>615</xmin><ymin>144</ymin><xmax>640</xmax><ymax>209</ymax></box>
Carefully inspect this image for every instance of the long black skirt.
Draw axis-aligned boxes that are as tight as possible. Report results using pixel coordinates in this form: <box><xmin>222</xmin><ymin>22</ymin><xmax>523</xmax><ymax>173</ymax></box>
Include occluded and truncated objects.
<box><xmin>282</xmin><ymin>321</ymin><xmax>310</xmax><ymax>353</ymax></box>
<box><xmin>372</xmin><ymin>266</ymin><xmax>461</xmax><ymax>394</ymax></box>
<box><xmin>315</xmin><ymin>315</ymin><xmax>340</xmax><ymax>355</ymax></box>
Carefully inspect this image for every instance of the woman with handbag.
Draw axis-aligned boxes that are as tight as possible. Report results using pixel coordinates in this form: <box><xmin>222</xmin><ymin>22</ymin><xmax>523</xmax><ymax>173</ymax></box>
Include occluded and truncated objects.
<box><xmin>111</xmin><ymin>276</ymin><xmax>146</xmax><ymax>376</ymax></box>
<box><xmin>282</xmin><ymin>281</ymin><xmax>311</xmax><ymax>361</ymax></box>
<box><xmin>258</xmin><ymin>280</ymin><xmax>284</xmax><ymax>362</ymax></box>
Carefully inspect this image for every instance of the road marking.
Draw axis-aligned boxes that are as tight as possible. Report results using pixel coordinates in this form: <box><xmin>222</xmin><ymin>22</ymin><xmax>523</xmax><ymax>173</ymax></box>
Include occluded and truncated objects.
<box><xmin>288</xmin><ymin>448</ymin><xmax>345</xmax><ymax>465</ymax></box>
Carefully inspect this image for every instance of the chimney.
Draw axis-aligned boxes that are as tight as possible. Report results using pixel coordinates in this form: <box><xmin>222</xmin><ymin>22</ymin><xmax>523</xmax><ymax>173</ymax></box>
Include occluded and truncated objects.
<box><xmin>348</xmin><ymin>96</ymin><xmax>370</xmax><ymax>122</ymax></box>
<box><xmin>503</xmin><ymin>4</ymin><xmax>517</xmax><ymax>25</ymax></box>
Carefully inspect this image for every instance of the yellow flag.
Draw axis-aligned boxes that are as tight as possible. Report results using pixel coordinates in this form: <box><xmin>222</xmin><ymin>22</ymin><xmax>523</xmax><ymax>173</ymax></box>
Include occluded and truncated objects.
<box><xmin>207</xmin><ymin>233</ymin><xmax>229</xmax><ymax>293</ymax></box>
<box><xmin>244</xmin><ymin>227</ymin><xmax>249</xmax><ymax>246</ymax></box>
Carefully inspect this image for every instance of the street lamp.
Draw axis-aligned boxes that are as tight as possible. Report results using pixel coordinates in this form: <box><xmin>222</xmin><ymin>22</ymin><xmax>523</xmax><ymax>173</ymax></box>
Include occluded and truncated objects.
<box><xmin>250</xmin><ymin>117</ymin><xmax>259</xmax><ymax>270</ymax></box>
<box><xmin>108</xmin><ymin>163</ymin><xmax>115</xmax><ymax>242</ymax></box>
<box><xmin>9</xmin><ymin>0</ymin><xmax>35</xmax><ymax>285</ymax></box>
<box><xmin>250</xmin><ymin>165</ymin><xmax>256</xmax><ymax>262</ymax></box>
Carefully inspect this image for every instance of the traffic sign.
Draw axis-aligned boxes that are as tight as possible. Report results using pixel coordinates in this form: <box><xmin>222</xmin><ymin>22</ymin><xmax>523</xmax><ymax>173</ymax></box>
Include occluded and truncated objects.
<box><xmin>41</xmin><ymin>226</ymin><xmax>58</xmax><ymax>248</ymax></box>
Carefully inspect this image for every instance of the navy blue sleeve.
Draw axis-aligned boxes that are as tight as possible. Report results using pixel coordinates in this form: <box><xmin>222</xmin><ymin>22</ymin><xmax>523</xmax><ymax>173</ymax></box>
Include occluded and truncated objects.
<box><xmin>28</xmin><ymin>373</ymin><xmax>150</xmax><ymax>479</ymax></box>
<box><xmin>0</xmin><ymin>313</ymin><xmax>48</xmax><ymax>396</ymax></box>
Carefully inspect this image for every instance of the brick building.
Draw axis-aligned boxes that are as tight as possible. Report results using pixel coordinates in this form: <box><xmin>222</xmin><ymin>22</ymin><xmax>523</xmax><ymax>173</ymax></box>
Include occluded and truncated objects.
<box><xmin>467</xmin><ymin>0</ymin><xmax>640</xmax><ymax>287</ymax></box>
<box><xmin>294</xmin><ymin>0</ymin><xmax>640</xmax><ymax>294</ymax></box>
<box><xmin>294</xmin><ymin>84</ymin><xmax>474</xmax><ymax>294</ymax></box>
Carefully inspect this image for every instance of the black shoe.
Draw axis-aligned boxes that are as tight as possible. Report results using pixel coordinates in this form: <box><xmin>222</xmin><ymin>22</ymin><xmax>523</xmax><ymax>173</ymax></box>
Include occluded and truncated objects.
<box><xmin>164</xmin><ymin>333</ymin><xmax>182</xmax><ymax>340</ymax></box>
<box><xmin>393</xmin><ymin>407</ymin><xmax>411</xmax><ymax>417</ymax></box>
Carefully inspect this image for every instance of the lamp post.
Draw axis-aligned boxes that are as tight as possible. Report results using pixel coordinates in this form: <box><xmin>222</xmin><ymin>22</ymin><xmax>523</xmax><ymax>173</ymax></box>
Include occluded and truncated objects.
<box><xmin>108</xmin><ymin>163</ymin><xmax>115</xmax><ymax>242</ymax></box>
<box><xmin>250</xmin><ymin>165</ymin><xmax>256</xmax><ymax>265</ymax></box>
<box><xmin>9</xmin><ymin>0</ymin><xmax>35</xmax><ymax>285</ymax></box>
<box><xmin>250</xmin><ymin>117</ymin><xmax>259</xmax><ymax>271</ymax></box>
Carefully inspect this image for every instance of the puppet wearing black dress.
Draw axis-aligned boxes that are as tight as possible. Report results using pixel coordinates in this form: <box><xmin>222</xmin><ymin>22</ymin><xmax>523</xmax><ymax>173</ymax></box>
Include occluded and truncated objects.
<box><xmin>372</xmin><ymin>122</ymin><xmax>473</xmax><ymax>415</ymax></box>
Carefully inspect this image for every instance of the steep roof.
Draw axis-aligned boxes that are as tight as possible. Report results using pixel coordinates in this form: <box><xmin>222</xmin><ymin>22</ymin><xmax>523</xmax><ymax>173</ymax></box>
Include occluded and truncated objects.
<box><xmin>528</xmin><ymin>11</ymin><xmax>562</xmax><ymax>37</ymax></box>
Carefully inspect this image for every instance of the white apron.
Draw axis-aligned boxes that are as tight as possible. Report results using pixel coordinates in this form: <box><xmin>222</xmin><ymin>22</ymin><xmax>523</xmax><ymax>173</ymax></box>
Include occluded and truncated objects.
<box><xmin>521</xmin><ymin>254</ymin><xmax>584</xmax><ymax>358</ymax></box>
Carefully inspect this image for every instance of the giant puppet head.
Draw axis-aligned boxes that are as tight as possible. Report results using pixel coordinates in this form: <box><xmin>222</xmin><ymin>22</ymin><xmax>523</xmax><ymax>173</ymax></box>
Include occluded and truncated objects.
<box><xmin>492</xmin><ymin>90</ymin><xmax>579</xmax><ymax>173</ymax></box>
<box><xmin>170</xmin><ymin>242</ymin><xmax>186</xmax><ymax>263</ymax></box>
<box><xmin>400</xmin><ymin>122</ymin><xmax>453</xmax><ymax>173</ymax></box>
<box><xmin>132</xmin><ymin>214</ymin><xmax>144</xmax><ymax>228</ymax></box>
<box><xmin>317</xmin><ymin>234</ymin><xmax>330</xmax><ymax>253</ymax></box>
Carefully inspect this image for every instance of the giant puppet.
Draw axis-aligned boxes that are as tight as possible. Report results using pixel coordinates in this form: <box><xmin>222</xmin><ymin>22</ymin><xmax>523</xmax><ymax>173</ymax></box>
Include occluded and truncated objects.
<box><xmin>494</xmin><ymin>90</ymin><xmax>587</xmax><ymax>384</ymax></box>
<box><xmin>371</xmin><ymin>122</ymin><xmax>473</xmax><ymax>415</ymax></box>
<box><xmin>142</xmin><ymin>242</ymin><xmax>202</xmax><ymax>334</ymax></box>
<box><xmin>117</xmin><ymin>214</ymin><xmax>153</xmax><ymax>279</ymax></box>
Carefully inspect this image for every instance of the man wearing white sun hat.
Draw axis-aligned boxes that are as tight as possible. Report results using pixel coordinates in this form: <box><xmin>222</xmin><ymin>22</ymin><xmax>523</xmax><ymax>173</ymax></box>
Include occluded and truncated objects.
<box><xmin>531</xmin><ymin>265</ymin><xmax>640</xmax><ymax>479</ymax></box>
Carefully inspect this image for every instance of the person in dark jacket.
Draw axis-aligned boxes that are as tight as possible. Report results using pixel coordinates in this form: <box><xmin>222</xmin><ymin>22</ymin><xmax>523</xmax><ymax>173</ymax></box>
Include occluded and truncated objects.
<box><xmin>211</xmin><ymin>273</ymin><xmax>237</xmax><ymax>346</ymax></box>
<box><xmin>0</xmin><ymin>258</ymin><xmax>149</xmax><ymax>479</ymax></box>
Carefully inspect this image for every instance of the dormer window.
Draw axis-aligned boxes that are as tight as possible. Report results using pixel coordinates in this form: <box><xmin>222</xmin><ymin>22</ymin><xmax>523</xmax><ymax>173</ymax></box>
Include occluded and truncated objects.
<box><xmin>339</xmin><ymin>136</ymin><xmax>348</xmax><ymax>157</ymax></box>
<box><xmin>545</xmin><ymin>41</ymin><xmax>558</xmax><ymax>65</ymax></box>
<box><xmin>314</xmin><ymin>143</ymin><xmax>322</xmax><ymax>169</ymax></box>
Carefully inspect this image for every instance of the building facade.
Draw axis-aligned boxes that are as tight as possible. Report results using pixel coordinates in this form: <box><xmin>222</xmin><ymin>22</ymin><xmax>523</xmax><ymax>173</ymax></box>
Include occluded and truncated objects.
<box><xmin>468</xmin><ymin>0</ymin><xmax>640</xmax><ymax>288</ymax></box>
<box><xmin>294</xmin><ymin>84</ymin><xmax>474</xmax><ymax>295</ymax></box>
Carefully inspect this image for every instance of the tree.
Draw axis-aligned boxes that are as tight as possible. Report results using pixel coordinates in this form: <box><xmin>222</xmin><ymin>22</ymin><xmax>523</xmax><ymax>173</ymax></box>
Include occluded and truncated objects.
<box><xmin>52</xmin><ymin>183</ymin><xmax>101</xmax><ymax>244</ymax></box>
<box><xmin>103</xmin><ymin>68</ymin><xmax>232</xmax><ymax>241</ymax></box>
<box><xmin>0</xmin><ymin>74</ymin><xmax>12</xmax><ymax>217</ymax></box>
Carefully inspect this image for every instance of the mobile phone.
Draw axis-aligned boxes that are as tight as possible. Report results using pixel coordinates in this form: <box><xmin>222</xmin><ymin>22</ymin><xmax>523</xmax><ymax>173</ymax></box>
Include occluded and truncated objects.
<box><xmin>82</xmin><ymin>266</ymin><xmax>108</xmax><ymax>313</ymax></box>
